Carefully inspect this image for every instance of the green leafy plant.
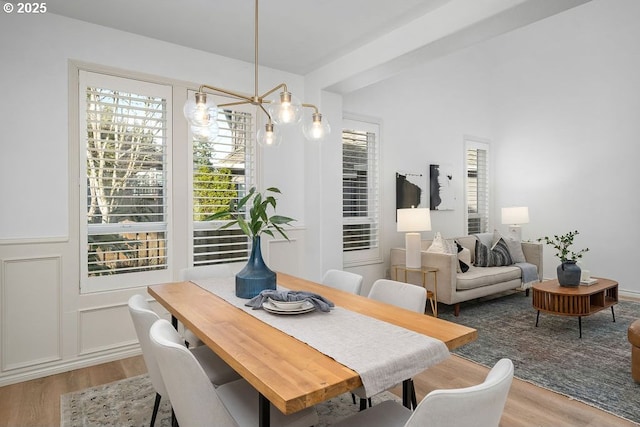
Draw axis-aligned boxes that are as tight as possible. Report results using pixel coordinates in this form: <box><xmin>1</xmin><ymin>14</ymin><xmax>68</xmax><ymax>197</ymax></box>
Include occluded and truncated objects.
<box><xmin>206</xmin><ymin>187</ymin><xmax>295</xmax><ymax>240</ymax></box>
<box><xmin>537</xmin><ymin>230</ymin><xmax>589</xmax><ymax>263</ymax></box>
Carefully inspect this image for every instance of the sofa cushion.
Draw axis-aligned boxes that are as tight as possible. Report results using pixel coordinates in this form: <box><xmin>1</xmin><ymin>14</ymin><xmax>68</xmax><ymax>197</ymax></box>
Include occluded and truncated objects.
<box><xmin>475</xmin><ymin>238</ymin><xmax>513</xmax><ymax>267</ymax></box>
<box><xmin>456</xmin><ymin>236</ymin><xmax>479</xmax><ymax>263</ymax></box>
<box><xmin>456</xmin><ymin>241</ymin><xmax>471</xmax><ymax>273</ymax></box>
<box><xmin>427</xmin><ymin>232</ymin><xmax>447</xmax><ymax>253</ymax></box>
<box><xmin>456</xmin><ymin>266</ymin><xmax>522</xmax><ymax>290</ymax></box>
<box><xmin>493</xmin><ymin>230</ymin><xmax>526</xmax><ymax>263</ymax></box>
<box><xmin>505</xmin><ymin>237</ymin><xmax>526</xmax><ymax>263</ymax></box>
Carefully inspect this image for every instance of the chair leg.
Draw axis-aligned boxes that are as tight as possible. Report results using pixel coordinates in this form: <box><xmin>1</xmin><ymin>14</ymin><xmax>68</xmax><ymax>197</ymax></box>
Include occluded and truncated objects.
<box><xmin>149</xmin><ymin>392</ymin><xmax>162</xmax><ymax>427</ymax></box>
<box><xmin>410</xmin><ymin>380</ymin><xmax>417</xmax><ymax>409</ymax></box>
<box><xmin>351</xmin><ymin>393</ymin><xmax>356</xmax><ymax>404</ymax></box>
<box><xmin>359</xmin><ymin>398</ymin><xmax>367</xmax><ymax>411</ymax></box>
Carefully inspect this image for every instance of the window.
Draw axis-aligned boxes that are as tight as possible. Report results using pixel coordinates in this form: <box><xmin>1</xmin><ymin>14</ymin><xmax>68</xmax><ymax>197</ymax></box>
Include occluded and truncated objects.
<box><xmin>342</xmin><ymin>117</ymin><xmax>381</xmax><ymax>266</ymax></box>
<box><xmin>79</xmin><ymin>71</ymin><xmax>172</xmax><ymax>292</ymax></box>
<box><xmin>465</xmin><ymin>138</ymin><xmax>490</xmax><ymax>234</ymax></box>
<box><xmin>191</xmin><ymin>96</ymin><xmax>255</xmax><ymax>266</ymax></box>
<box><xmin>77</xmin><ymin>69</ymin><xmax>258</xmax><ymax>293</ymax></box>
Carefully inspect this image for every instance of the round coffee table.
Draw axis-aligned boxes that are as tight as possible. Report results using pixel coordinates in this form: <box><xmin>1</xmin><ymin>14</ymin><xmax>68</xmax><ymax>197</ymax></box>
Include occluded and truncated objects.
<box><xmin>532</xmin><ymin>278</ymin><xmax>618</xmax><ymax>338</ymax></box>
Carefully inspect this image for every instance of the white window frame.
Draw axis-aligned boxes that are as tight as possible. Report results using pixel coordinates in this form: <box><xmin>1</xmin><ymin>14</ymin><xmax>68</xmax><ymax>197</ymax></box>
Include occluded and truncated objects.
<box><xmin>78</xmin><ymin>70</ymin><xmax>173</xmax><ymax>293</ymax></box>
<box><xmin>464</xmin><ymin>136</ymin><xmax>491</xmax><ymax>235</ymax></box>
<box><xmin>188</xmin><ymin>94</ymin><xmax>256</xmax><ymax>267</ymax></box>
<box><xmin>342</xmin><ymin>115</ymin><xmax>382</xmax><ymax>267</ymax></box>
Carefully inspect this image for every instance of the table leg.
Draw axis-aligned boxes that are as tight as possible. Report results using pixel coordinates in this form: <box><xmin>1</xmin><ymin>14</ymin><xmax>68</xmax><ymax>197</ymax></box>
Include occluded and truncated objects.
<box><xmin>259</xmin><ymin>393</ymin><xmax>270</xmax><ymax>427</ymax></box>
<box><xmin>579</xmin><ymin>316</ymin><xmax>582</xmax><ymax>339</ymax></box>
<box><xmin>611</xmin><ymin>306</ymin><xmax>616</xmax><ymax>323</ymax></box>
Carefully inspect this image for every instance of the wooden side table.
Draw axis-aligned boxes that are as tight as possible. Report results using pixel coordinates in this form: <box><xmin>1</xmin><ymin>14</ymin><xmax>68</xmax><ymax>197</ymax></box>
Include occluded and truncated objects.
<box><xmin>392</xmin><ymin>265</ymin><xmax>439</xmax><ymax>317</ymax></box>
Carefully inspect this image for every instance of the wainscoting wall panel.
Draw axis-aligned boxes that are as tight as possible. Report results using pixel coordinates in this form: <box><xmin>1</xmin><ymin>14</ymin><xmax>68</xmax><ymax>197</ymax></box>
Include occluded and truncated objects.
<box><xmin>0</xmin><ymin>227</ymin><xmax>310</xmax><ymax>386</ymax></box>
<box><xmin>78</xmin><ymin>303</ymin><xmax>138</xmax><ymax>355</ymax></box>
<box><xmin>1</xmin><ymin>256</ymin><xmax>62</xmax><ymax>371</ymax></box>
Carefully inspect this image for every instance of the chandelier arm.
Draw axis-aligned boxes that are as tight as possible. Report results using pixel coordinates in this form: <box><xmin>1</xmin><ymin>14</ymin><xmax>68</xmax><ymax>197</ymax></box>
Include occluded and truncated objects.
<box><xmin>217</xmin><ymin>100</ymin><xmax>253</xmax><ymax>108</ymax></box>
<box><xmin>259</xmin><ymin>83</ymin><xmax>288</xmax><ymax>100</ymax></box>
<box><xmin>198</xmin><ymin>84</ymin><xmax>254</xmax><ymax>104</ymax></box>
<box><xmin>301</xmin><ymin>103</ymin><xmax>320</xmax><ymax>114</ymax></box>
<box><xmin>257</xmin><ymin>103</ymin><xmax>272</xmax><ymax>123</ymax></box>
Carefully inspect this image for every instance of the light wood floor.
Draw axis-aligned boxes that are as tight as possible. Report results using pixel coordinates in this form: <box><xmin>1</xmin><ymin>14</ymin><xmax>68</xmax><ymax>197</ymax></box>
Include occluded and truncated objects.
<box><xmin>0</xmin><ymin>354</ymin><xmax>635</xmax><ymax>427</ymax></box>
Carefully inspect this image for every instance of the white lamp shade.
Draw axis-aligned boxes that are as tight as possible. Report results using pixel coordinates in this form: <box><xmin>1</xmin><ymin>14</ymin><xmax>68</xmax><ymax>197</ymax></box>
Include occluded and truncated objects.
<box><xmin>397</xmin><ymin>208</ymin><xmax>431</xmax><ymax>232</ymax></box>
<box><xmin>501</xmin><ymin>207</ymin><xmax>529</xmax><ymax>225</ymax></box>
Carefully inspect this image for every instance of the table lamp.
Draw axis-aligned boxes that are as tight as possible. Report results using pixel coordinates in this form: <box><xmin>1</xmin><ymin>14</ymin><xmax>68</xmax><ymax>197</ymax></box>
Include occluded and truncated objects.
<box><xmin>397</xmin><ymin>207</ymin><xmax>431</xmax><ymax>269</ymax></box>
<box><xmin>501</xmin><ymin>206</ymin><xmax>529</xmax><ymax>241</ymax></box>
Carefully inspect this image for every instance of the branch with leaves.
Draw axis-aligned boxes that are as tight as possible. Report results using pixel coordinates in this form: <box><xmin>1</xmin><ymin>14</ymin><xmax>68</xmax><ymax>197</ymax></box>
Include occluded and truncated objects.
<box><xmin>537</xmin><ymin>230</ymin><xmax>589</xmax><ymax>263</ymax></box>
<box><xmin>206</xmin><ymin>187</ymin><xmax>295</xmax><ymax>240</ymax></box>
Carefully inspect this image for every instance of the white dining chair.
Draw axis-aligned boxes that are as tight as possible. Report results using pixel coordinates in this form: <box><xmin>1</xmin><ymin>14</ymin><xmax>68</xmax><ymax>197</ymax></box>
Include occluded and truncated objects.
<box><xmin>322</xmin><ymin>269</ymin><xmax>363</xmax><ymax>295</ymax></box>
<box><xmin>127</xmin><ymin>294</ymin><xmax>240</xmax><ymax>427</ymax></box>
<box><xmin>368</xmin><ymin>279</ymin><xmax>427</xmax><ymax>313</ymax></box>
<box><xmin>334</xmin><ymin>358</ymin><xmax>514</xmax><ymax>427</ymax></box>
<box><xmin>149</xmin><ymin>318</ymin><xmax>319</xmax><ymax>427</ymax></box>
<box><xmin>353</xmin><ymin>279</ymin><xmax>427</xmax><ymax>409</ymax></box>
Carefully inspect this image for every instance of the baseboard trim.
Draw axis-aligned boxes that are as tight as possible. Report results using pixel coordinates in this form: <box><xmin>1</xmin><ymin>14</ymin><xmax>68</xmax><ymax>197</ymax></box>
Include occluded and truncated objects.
<box><xmin>0</xmin><ymin>346</ymin><xmax>141</xmax><ymax>387</ymax></box>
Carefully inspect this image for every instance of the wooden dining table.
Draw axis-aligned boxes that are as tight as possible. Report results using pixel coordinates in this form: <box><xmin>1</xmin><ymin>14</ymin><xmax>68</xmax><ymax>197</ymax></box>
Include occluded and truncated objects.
<box><xmin>148</xmin><ymin>272</ymin><xmax>477</xmax><ymax>427</ymax></box>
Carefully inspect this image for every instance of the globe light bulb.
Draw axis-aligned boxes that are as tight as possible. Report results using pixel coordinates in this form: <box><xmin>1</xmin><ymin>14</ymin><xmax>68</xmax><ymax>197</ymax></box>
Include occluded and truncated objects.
<box><xmin>183</xmin><ymin>92</ymin><xmax>218</xmax><ymax>128</ymax></box>
<box><xmin>268</xmin><ymin>91</ymin><xmax>302</xmax><ymax>125</ymax></box>
<box><xmin>303</xmin><ymin>113</ymin><xmax>331</xmax><ymax>142</ymax></box>
<box><xmin>191</xmin><ymin>122</ymin><xmax>219</xmax><ymax>142</ymax></box>
<box><xmin>257</xmin><ymin>122</ymin><xmax>282</xmax><ymax>147</ymax></box>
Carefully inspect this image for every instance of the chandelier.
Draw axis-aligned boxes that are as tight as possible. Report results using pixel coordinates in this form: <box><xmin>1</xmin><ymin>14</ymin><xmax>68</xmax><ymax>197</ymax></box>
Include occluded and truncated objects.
<box><xmin>183</xmin><ymin>0</ymin><xmax>331</xmax><ymax>147</ymax></box>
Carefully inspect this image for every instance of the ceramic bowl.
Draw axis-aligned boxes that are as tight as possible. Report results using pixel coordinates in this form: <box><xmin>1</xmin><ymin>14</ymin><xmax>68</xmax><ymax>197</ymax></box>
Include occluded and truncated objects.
<box><xmin>268</xmin><ymin>298</ymin><xmax>305</xmax><ymax>310</ymax></box>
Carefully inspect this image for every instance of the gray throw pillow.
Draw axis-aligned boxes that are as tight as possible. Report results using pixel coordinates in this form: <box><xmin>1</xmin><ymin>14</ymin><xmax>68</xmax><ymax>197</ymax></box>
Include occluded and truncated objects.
<box><xmin>474</xmin><ymin>238</ymin><xmax>513</xmax><ymax>267</ymax></box>
<box><xmin>504</xmin><ymin>237</ymin><xmax>526</xmax><ymax>263</ymax></box>
<box><xmin>492</xmin><ymin>230</ymin><xmax>526</xmax><ymax>263</ymax></box>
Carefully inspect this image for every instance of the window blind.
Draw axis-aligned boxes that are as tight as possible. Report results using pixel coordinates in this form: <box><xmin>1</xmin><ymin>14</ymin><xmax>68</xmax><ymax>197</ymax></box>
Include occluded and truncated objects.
<box><xmin>466</xmin><ymin>142</ymin><xmax>489</xmax><ymax>234</ymax></box>
<box><xmin>81</xmin><ymin>73</ymin><xmax>170</xmax><ymax>283</ymax></box>
<box><xmin>342</xmin><ymin>126</ymin><xmax>379</xmax><ymax>255</ymax></box>
<box><xmin>192</xmin><ymin>102</ymin><xmax>255</xmax><ymax>266</ymax></box>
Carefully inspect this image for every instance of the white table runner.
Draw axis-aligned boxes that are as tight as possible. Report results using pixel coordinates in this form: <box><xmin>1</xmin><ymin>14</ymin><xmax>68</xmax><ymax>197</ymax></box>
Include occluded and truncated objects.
<box><xmin>193</xmin><ymin>277</ymin><xmax>449</xmax><ymax>397</ymax></box>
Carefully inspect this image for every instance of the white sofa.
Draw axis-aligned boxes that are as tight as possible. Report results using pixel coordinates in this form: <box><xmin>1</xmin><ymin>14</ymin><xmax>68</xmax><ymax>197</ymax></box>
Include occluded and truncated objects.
<box><xmin>390</xmin><ymin>235</ymin><xmax>543</xmax><ymax>316</ymax></box>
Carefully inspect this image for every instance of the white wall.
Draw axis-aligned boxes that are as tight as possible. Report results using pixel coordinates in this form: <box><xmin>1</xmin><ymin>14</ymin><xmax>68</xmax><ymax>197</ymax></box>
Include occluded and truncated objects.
<box><xmin>344</xmin><ymin>0</ymin><xmax>640</xmax><ymax>296</ymax></box>
<box><xmin>0</xmin><ymin>12</ymin><xmax>327</xmax><ymax>385</ymax></box>
<box><xmin>489</xmin><ymin>0</ymin><xmax>640</xmax><ymax>292</ymax></box>
<box><xmin>343</xmin><ymin>46</ymin><xmax>495</xmax><ymax>288</ymax></box>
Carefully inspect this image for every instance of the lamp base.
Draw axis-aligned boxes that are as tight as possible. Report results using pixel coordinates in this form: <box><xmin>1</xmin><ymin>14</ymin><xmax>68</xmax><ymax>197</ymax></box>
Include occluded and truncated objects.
<box><xmin>405</xmin><ymin>232</ymin><xmax>422</xmax><ymax>269</ymax></box>
<box><xmin>507</xmin><ymin>226</ymin><xmax>522</xmax><ymax>241</ymax></box>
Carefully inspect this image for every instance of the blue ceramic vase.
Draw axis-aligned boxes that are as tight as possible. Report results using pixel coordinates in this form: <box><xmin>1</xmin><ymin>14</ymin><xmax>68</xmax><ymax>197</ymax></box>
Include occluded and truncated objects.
<box><xmin>235</xmin><ymin>236</ymin><xmax>277</xmax><ymax>298</ymax></box>
<box><xmin>557</xmin><ymin>260</ymin><xmax>581</xmax><ymax>287</ymax></box>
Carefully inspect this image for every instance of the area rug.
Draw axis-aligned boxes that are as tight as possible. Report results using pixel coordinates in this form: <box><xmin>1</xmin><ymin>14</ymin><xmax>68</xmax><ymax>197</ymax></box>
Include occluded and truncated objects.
<box><xmin>60</xmin><ymin>373</ymin><xmax>399</xmax><ymax>426</ymax></box>
<box><xmin>438</xmin><ymin>292</ymin><xmax>640</xmax><ymax>424</ymax></box>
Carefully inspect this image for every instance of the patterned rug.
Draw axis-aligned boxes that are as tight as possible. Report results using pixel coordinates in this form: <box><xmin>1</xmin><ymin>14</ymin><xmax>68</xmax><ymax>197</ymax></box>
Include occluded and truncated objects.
<box><xmin>60</xmin><ymin>373</ymin><xmax>399</xmax><ymax>426</ymax></box>
<box><xmin>438</xmin><ymin>291</ymin><xmax>640</xmax><ymax>424</ymax></box>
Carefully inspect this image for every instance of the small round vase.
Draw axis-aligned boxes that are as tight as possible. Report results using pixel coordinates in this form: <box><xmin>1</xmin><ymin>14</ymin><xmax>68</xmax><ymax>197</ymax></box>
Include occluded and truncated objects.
<box><xmin>235</xmin><ymin>236</ymin><xmax>277</xmax><ymax>298</ymax></box>
<box><xmin>557</xmin><ymin>260</ymin><xmax>581</xmax><ymax>287</ymax></box>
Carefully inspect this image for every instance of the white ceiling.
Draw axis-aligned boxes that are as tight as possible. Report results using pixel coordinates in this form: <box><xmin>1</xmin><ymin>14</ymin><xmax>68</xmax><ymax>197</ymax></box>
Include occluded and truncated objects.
<box><xmin>45</xmin><ymin>0</ymin><xmax>591</xmax><ymax>93</ymax></box>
